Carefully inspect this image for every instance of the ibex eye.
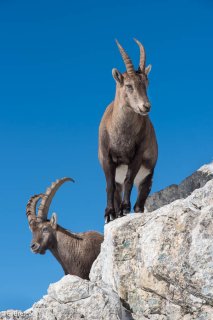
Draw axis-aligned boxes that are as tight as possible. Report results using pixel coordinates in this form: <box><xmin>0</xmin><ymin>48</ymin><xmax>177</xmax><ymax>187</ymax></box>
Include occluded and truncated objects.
<box><xmin>42</xmin><ymin>227</ymin><xmax>48</xmax><ymax>232</ymax></box>
<box><xmin>126</xmin><ymin>84</ymin><xmax>133</xmax><ymax>91</ymax></box>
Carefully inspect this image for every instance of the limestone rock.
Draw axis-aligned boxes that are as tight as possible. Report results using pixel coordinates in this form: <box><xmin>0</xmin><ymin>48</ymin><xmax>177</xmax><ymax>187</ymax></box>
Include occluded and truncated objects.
<box><xmin>145</xmin><ymin>162</ymin><xmax>213</xmax><ymax>212</ymax></box>
<box><xmin>91</xmin><ymin>172</ymin><xmax>213</xmax><ymax>319</ymax></box>
<box><xmin>0</xmin><ymin>276</ymin><xmax>131</xmax><ymax>320</ymax></box>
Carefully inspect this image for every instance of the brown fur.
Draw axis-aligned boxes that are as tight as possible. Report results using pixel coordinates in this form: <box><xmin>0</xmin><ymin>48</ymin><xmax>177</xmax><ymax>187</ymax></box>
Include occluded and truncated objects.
<box><xmin>30</xmin><ymin>219</ymin><xmax>103</xmax><ymax>280</ymax></box>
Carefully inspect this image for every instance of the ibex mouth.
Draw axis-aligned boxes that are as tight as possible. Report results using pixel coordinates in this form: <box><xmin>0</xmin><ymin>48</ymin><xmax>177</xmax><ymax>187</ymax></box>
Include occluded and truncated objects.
<box><xmin>137</xmin><ymin>106</ymin><xmax>149</xmax><ymax>116</ymax></box>
<box><xmin>138</xmin><ymin>110</ymin><xmax>149</xmax><ymax>116</ymax></box>
<box><xmin>31</xmin><ymin>243</ymin><xmax>41</xmax><ymax>254</ymax></box>
<box><xmin>31</xmin><ymin>246</ymin><xmax>46</xmax><ymax>255</ymax></box>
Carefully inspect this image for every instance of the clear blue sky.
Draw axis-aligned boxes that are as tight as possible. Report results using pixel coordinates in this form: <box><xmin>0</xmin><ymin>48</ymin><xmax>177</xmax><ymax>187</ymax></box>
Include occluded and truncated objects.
<box><xmin>0</xmin><ymin>0</ymin><xmax>212</xmax><ymax>311</ymax></box>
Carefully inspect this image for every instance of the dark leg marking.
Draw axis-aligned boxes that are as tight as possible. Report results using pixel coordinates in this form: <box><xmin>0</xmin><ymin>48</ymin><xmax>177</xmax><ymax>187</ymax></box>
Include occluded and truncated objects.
<box><xmin>114</xmin><ymin>183</ymin><xmax>123</xmax><ymax>217</ymax></box>
<box><xmin>103</xmin><ymin>159</ymin><xmax>116</xmax><ymax>223</ymax></box>
<box><xmin>134</xmin><ymin>171</ymin><xmax>154</xmax><ymax>213</ymax></box>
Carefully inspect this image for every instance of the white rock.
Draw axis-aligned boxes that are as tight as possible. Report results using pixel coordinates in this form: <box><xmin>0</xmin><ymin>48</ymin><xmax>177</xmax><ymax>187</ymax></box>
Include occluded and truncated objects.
<box><xmin>91</xmin><ymin>176</ymin><xmax>213</xmax><ymax>319</ymax></box>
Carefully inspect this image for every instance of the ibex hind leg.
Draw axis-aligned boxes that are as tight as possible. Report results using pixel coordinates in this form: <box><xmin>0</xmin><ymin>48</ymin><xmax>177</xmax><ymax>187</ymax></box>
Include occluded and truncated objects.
<box><xmin>114</xmin><ymin>183</ymin><xmax>123</xmax><ymax>217</ymax></box>
<box><xmin>134</xmin><ymin>170</ymin><xmax>154</xmax><ymax>213</ymax></box>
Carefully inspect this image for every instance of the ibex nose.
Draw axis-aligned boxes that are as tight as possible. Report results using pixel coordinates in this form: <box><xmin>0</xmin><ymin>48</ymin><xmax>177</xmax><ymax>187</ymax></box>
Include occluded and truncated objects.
<box><xmin>31</xmin><ymin>243</ymin><xmax>37</xmax><ymax>250</ymax></box>
<box><xmin>31</xmin><ymin>242</ymin><xmax>41</xmax><ymax>253</ymax></box>
<box><xmin>144</xmin><ymin>102</ymin><xmax>151</xmax><ymax>112</ymax></box>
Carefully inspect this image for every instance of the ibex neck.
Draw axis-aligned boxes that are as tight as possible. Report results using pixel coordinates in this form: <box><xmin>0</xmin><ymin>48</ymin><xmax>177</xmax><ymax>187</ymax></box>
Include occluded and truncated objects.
<box><xmin>50</xmin><ymin>227</ymin><xmax>80</xmax><ymax>275</ymax></box>
<box><xmin>111</xmin><ymin>96</ymin><xmax>145</xmax><ymax>134</ymax></box>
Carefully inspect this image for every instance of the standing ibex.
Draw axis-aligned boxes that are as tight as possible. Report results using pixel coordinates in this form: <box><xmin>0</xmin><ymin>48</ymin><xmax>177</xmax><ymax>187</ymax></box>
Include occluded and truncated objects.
<box><xmin>26</xmin><ymin>178</ymin><xmax>103</xmax><ymax>279</ymax></box>
<box><xmin>99</xmin><ymin>39</ymin><xmax>158</xmax><ymax>223</ymax></box>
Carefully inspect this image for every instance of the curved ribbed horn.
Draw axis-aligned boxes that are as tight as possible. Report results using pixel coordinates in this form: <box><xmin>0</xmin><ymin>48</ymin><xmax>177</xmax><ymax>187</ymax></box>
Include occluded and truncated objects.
<box><xmin>26</xmin><ymin>194</ymin><xmax>43</xmax><ymax>225</ymax></box>
<box><xmin>134</xmin><ymin>38</ymin><xmax>146</xmax><ymax>72</ymax></box>
<box><xmin>115</xmin><ymin>39</ymin><xmax>135</xmax><ymax>76</ymax></box>
<box><xmin>37</xmin><ymin>177</ymin><xmax>74</xmax><ymax>222</ymax></box>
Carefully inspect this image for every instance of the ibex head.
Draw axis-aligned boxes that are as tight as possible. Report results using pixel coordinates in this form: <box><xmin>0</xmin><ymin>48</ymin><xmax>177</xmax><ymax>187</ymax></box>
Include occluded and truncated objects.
<box><xmin>26</xmin><ymin>177</ymin><xmax>74</xmax><ymax>254</ymax></box>
<box><xmin>112</xmin><ymin>38</ymin><xmax>152</xmax><ymax>116</ymax></box>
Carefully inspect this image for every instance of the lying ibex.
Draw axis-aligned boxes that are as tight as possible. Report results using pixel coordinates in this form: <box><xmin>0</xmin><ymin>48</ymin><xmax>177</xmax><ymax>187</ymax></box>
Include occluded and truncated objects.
<box><xmin>99</xmin><ymin>39</ymin><xmax>158</xmax><ymax>223</ymax></box>
<box><xmin>26</xmin><ymin>178</ymin><xmax>103</xmax><ymax>279</ymax></box>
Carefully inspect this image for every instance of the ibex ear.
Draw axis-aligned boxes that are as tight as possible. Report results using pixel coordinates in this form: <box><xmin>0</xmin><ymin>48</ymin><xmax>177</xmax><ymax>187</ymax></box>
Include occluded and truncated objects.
<box><xmin>145</xmin><ymin>64</ymin><xmax>152</xmax><ymax>76</ymax></box>
<box><xmin>50</xmin><ymin>212</ymin><xmax>57</xmax><ymax>229</ymax></box>
<box><xmin>112</xmin><ymin>68</ymin><xmax>124</xmax><ymax>85</ymax></box>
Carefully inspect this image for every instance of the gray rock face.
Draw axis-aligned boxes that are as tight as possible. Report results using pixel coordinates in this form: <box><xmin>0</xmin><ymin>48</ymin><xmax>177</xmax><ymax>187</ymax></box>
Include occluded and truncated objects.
<box><xmin>91</xmin><ymin>165</ymin><xmax>213</xmax><ymax>319</ymax></box>
<box><xmin>0</xmin><ymin>276</ymin><xmax>132</xmax><ymax>320</ymax></box>
<box><xmin>145</xmin><ymin>163</ymin><xmax>213</xmax><ymax>212</ymax></box>
<box><xmin>1</xmin><ymin>163</ymin><xmax>213</xmax><ymax>320</ymax></box>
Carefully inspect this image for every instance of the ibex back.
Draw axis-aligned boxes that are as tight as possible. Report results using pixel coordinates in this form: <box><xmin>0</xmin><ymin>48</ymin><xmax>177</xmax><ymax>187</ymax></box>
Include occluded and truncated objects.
<box><xmin>26</xmin><ymin>178</ymin><xmax>103</xmax><ymax>279</ymax></box>
<box><xmin>99</xmin><ymin>39</ymin><xmax>158</xmax><ymax>223</ymax></box>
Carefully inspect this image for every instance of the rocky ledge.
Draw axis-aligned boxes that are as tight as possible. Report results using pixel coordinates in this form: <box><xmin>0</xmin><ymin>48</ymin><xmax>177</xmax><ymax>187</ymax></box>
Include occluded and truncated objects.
<box><xmin>1</xmin><ymin>163</ymin><xmax>213</xmax><ymax>320</ymax></box>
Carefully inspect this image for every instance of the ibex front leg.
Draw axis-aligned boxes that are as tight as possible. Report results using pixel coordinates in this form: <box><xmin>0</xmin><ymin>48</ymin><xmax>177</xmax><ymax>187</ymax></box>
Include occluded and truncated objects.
<box><xmin>120</xmin><ymin>159</ymin><xmax>142</xmax><ymax>216</ymax></box>
<box><xmin>103</xmin><ymin>159</ymin><xmax>116</xmax><ymax>223</ymax></box>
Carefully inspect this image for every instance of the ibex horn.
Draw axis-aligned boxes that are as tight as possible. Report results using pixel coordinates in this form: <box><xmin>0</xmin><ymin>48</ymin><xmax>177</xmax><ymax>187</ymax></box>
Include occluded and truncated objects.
<box><xmin>134</xmin><ymin>38</ymin><xmax>146</xmax><ymax>73</ymax></box>
<box><xmin>26</xmin><ymin>194</ymin><xmax>43</xmax><ymax>225</ymax></box>
<box><xmin>37</xmin><ymin>177</ymin><xmax>74</xmax><ymax>222</ymax></box>
<box><xmin>115</xmin><ymin>39</ymin><xmax>135</xmax><ymax>76</ymax></box>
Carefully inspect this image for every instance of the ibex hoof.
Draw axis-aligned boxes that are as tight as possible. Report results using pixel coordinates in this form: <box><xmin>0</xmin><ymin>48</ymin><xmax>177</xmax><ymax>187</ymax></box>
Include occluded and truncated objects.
<box><xmin>104</xmin><ymin>208</ymin><xmax>116</xmax><ymax>224</ymax></box>
<box><xmin>133</xmin><ymin>204</ymin><xmax>144</xmax><ymax>213</ymax></box>
<box><xmin>119</xmin><ymin>202</ymin><xmax>131</xmax><ymax>216</ymax></box>
<box><xmin>117</xmin><ymin>212</ymin><xmax>124</xmax><ymax>218</ymax></box>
